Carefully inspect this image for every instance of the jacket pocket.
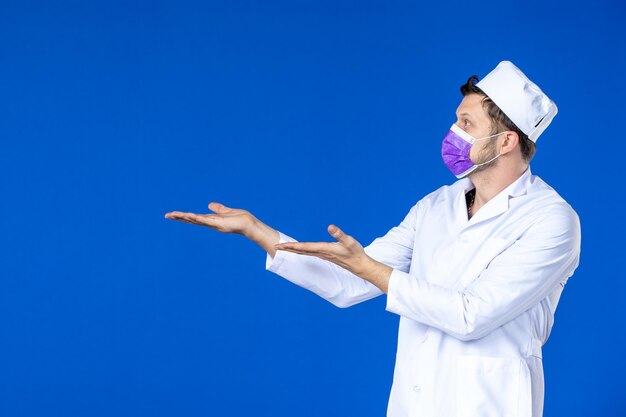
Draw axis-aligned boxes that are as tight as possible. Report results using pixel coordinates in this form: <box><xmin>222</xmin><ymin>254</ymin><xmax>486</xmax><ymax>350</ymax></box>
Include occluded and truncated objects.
<box><xmin>456</xmin><ymin>355</ymin><xmax>532</xmax><ymax>417</ymax></box>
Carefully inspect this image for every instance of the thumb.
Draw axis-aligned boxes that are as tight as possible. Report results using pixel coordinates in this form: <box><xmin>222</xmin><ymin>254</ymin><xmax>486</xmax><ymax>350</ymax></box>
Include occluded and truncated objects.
<box><xmin>328</xmin><ymin>224</ymin><xmax>346</xmax><ymax>242</ymax></box>
<box><xmin>208</xmin><ymin>202</ymin><xmax>231</xmax><ymax>213</ymax></box>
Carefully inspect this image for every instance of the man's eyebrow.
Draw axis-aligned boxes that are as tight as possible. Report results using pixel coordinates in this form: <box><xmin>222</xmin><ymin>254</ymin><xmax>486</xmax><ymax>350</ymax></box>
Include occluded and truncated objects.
<box><xmin>456</xmin><ymin>112</ymin><xmax>474</xmax><ymax>119</ymax></box>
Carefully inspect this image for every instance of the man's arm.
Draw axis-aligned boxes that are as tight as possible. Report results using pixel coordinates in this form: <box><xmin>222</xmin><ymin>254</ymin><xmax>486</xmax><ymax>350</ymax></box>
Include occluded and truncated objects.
<box><xmin>264</xmin><ymin>229</ymin><xmax>390</xmax><ymax>307</ymax></box>
<box><xmin>265</xmin><ymin>203</ymin><xmax>420</xmax><ymax>307</ymax></box>
<box><xmin>385</xmin><ymin>207</ymin><xmax>581</xmax><ymax>340</ymax></box>
<box><xmin>247</xmin><ymin>216</ymin><xmax>281</xmax><ymax>258</ymax></box>
<box><xmin>268</xmin><ymin>203</ymin><xmax>581</xmax><ymax>340</ymax></box>
<box><xmin>165</xmin><ymin>200</ymin><xmax>417</xmax><ymax>308</ymax></box>
<box><xmin>166</xmin><ymin>201</ymin><xmax>283</xmax><ymax>257</ymax></box>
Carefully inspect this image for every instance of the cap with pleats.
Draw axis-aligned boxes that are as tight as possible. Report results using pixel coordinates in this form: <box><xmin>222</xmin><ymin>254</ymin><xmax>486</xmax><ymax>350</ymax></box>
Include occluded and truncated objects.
<box><xmin>476</xmin><ymin>61</ymin><xmax>557</xmax><ymax>142</ymax></box>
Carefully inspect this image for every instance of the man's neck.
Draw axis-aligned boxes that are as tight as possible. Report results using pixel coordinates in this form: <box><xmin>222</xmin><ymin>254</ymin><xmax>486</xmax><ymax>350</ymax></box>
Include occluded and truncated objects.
<box><xmin>468</xmin><ymin>164</ymin><xmax>528</xmax><ymax>214</ymax></box>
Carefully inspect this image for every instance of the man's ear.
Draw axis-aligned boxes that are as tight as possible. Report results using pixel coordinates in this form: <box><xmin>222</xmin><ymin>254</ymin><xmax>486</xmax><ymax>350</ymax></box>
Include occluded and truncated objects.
<box><xmin>500</xmin><ymin>131</ymin><xmax>519</xmax><ymax>155</ymax></box>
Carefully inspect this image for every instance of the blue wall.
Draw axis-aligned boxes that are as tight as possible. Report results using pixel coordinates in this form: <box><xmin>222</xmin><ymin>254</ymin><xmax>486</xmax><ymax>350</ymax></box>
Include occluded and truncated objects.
<box><xmin>1</xmin><ymin>1</ymin><xmax>624</xmax><ymax>416</ymax></box>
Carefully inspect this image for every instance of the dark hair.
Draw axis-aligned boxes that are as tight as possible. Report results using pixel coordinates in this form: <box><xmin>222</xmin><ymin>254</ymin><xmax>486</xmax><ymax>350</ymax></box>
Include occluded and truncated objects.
<box><xmin>460</xmin><ymin>75</ymin><xmax>536</xmax><ymax>162</ymax></box>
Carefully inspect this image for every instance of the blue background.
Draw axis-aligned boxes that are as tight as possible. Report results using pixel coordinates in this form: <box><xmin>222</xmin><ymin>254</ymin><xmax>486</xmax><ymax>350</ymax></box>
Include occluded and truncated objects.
<box><xmin>1</xmin><ymin>1</ymin><xmax>624</xmax><ymax>416</ymax></box>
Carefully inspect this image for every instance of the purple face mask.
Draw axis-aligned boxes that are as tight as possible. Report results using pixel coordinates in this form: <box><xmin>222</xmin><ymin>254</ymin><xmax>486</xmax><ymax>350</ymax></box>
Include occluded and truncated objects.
<box><xmin>441</xmin><ymin>124</ymin><xmax>505</xmax><ymax>178</ymax></box>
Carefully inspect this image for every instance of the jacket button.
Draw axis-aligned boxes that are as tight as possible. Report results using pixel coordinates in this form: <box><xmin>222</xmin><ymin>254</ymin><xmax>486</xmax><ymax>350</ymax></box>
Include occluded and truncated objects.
<box><xmin>413</xmin><ymin>385</ymin><xmax>421</xmax><ymax>393</ymax></box>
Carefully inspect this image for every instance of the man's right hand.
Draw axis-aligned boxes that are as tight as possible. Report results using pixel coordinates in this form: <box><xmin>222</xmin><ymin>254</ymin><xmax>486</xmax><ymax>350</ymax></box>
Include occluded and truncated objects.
<box><xmin>165</xmin><ymin>202</ymin><xmax>281</xmax><ymax>257</ymax></box>
<box><xmin>165</xmin><ymin>202</ymin><xmax>255</xmax><ymax>235</ymax></box>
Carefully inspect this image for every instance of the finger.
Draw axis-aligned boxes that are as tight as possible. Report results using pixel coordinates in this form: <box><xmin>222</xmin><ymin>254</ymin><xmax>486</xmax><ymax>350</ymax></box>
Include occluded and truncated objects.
<box><xmin>208</xmin><ymin>202</ymin><xmax>231</xmax><ymax>214</ymax></box>
<box><xmin>274</xmin><ymin>245</ymin><xmax>328</xmax><ymax>257</ymax></box>
<box><xmin>176</xmin><ymin>217</ymin><xmax>202</xmax><ymax>226</ymax></box>
<box><xmin>165</xmin><ymin>211</ymin><xmax>195</xmax><ymax>219</ymax></box>
<box><xmin>275</xmin><ymin>242</ymin><xmax>334</xmax><ymax>255</ymax></box>
<box><xmin>165</xmin><ymin>211</ymin><xmax>187</xmax><ymax>219</ymax></box>
<box><xmin>185</xmin><ymin>213</ymin><xmax>219</xmax><ymax>226</ymax></box>
<box><xmin>327</xmin><ymin>224</ymin><xmax>352</xmax><ymax>244</ymax></box>
<box><xmin>167</xmin><ymin>214</ymin><xmax>200</xmax><ymax>225</ymax></box>
<box><xmin>165</xmin><ymin>213</ymin><xmax>202</xmax><ymax>226</ymax></box>
<box><xmin>166</xmin><ymin>212</ymin><xmax>217</xmax><ymax>227</ymax></box>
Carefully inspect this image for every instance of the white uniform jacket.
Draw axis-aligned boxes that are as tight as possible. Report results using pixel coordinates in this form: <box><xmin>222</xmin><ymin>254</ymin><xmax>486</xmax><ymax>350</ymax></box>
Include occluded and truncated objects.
<box><xmin>265</xmin><ymin>167</ymin><xmax>581</xmax><ymax>417</ymax></box>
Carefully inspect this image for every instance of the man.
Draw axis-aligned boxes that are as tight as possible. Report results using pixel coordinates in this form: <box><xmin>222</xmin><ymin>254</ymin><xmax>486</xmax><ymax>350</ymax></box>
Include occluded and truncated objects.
<box><xmin>165</xmin><ymin>61</ymin><xmax>581</xmax><ymax>417</ymax></box>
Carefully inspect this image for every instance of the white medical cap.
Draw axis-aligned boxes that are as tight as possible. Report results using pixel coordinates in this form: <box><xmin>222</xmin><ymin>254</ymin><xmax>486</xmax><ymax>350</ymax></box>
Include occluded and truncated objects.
<box><xmin>476</xmin><ymin>61</ymin><xmax>558</xmax><ymax>142</ymax></box>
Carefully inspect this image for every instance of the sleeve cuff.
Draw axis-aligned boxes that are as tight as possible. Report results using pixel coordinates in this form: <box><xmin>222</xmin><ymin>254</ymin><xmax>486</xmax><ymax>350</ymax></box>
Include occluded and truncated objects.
<box><xmin>265</xmin><ymin>231</ymin><xmax>297</xmax><ymax>273</ymax></box>
<box><xmin>385</xmin><ymin>268</ymin><xmax>412</xmax><ymax>316</ymax></box>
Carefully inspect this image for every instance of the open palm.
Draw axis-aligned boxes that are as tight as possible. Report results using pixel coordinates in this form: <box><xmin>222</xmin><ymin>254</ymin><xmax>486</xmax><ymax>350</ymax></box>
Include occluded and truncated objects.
<box><xmin>165</xmin><ymin>202</ymin><xmax>254</xmax><ymax>235</ymax></box>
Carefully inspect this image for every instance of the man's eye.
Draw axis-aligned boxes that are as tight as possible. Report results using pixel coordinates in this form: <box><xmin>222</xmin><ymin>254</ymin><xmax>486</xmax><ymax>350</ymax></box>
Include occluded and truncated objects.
<box><xmin>463</xmin><ymin>119</ymin><xmax>470</xmax><ymax>127</ymax></box>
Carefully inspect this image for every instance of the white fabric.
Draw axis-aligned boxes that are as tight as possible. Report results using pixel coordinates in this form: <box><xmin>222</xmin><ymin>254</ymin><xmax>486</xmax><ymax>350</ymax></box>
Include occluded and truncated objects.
<box><xmin>476</xmin><ymin>61</ymin><xmax>558</xmax><ymax>142</ymax></box>
<box><xmin>265</xmin><ymin>166</ymin><xmax>581</xmax><ymax>417</ymax></box>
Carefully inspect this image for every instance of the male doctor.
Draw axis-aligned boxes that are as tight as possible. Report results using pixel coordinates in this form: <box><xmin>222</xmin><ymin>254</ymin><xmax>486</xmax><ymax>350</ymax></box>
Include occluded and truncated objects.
<box><xmin>165</xmin><ymin>61</ymin><xmax>581</xmax><ymax>417</ymax></box>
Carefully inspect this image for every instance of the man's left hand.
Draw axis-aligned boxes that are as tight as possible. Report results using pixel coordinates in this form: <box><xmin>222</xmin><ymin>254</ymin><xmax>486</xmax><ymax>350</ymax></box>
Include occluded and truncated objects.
<box><xmin>274</xmin><ymin>224</ymin><xmax>392</xmax><ymax>293</ymax></box>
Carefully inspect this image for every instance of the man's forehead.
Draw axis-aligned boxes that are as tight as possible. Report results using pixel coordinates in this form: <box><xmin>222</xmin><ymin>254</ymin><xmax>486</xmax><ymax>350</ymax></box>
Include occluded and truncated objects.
<box><xmin>455</xmin><ymin>95</ymin><xmax>487</xmax><ymax>119</ymax></box>
<box><xmin>456</xmin><ymin>111</ymin><xmax>474</xmax><ymax>119</ymax></box>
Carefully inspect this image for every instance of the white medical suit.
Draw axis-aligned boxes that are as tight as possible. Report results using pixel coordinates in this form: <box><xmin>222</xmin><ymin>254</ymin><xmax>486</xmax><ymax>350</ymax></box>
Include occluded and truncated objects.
<box><xmin>265</xmin><ymin>167</ymin><xmax>581</xmax><ymax>417</ymax></box>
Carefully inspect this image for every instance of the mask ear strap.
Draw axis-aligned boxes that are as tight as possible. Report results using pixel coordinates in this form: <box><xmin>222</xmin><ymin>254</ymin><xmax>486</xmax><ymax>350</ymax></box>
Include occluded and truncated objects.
<box><xmin>474</xmin><ymin>131</ymin><xmax>507</xmax><ymax>141</ymax></box>
<box><xmin>475</xmin><ymin>151</ymin><xmax>502</xmax><ymax>167</ymax></box>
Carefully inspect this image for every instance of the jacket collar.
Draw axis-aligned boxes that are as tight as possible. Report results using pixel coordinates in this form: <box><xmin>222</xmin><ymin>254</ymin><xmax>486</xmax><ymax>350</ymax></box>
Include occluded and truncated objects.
<box><xmin>458</xmin><ymin>166</ymin><xmax>533</xmax><ymax>227</ymax></box>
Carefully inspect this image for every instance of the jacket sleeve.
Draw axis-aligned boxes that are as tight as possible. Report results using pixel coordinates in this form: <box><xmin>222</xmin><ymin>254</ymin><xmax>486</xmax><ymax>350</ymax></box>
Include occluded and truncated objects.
<box><xmin>265</xmin><ymin>203</ymin><xmax>419</xmax><ymax>308</ymax></box>
<box><xmin>385</xmin><ymin>206</ymin><xmax>582</xmax><ymax>340</ymax></box>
